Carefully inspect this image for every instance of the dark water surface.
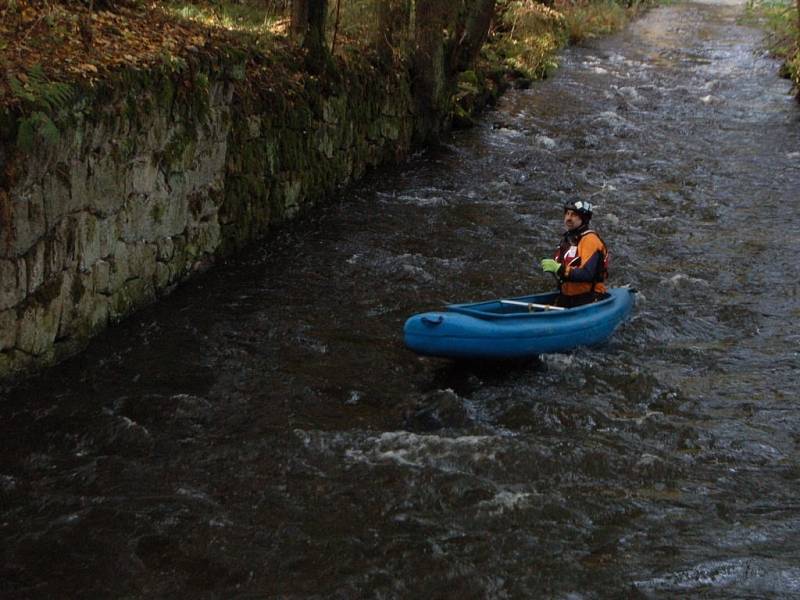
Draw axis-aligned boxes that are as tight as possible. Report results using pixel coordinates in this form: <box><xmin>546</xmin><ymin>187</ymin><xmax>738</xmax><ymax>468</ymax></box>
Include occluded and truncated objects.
<box><xmin>3</xmin><ymin>1</ymin><xmax>800</xmax><ymax>597</ymax></box>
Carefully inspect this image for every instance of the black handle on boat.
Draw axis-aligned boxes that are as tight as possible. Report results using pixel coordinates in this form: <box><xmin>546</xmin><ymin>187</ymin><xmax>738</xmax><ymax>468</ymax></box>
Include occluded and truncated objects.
<box><xmin>421</xmin><ymin>315</ymin><xmax>444</xmax><ymax>326</ymax></box>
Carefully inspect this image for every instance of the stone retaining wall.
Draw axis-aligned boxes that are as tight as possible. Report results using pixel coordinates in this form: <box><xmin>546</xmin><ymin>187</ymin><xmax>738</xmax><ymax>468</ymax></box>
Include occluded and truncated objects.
<box><xmin>0</xmin><ymin>56</ymin><xmax>414</xmax><ymax>379</ymax></box>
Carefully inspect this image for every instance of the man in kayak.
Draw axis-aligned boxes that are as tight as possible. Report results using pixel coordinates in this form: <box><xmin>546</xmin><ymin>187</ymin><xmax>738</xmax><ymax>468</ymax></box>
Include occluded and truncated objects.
<box><xmin>540</xmin><ymin>199</ymin><xmax>609</xmax><ymax>308</ymax></box>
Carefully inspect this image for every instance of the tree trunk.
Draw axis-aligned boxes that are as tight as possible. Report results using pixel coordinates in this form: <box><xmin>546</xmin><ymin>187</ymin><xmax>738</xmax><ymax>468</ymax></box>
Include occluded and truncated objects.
<box><xmin>291</xmin><ymin>0</ymin><xmax>309</xmax><ymax>38</ymax></box>
<box><xmin>452</xmin><ymin>0</ymin><xmax>496</xmax><ymax>72</ymax></box>
<box><xmin>291</xmin><ymin>0</ymin><xmax>329</xmax><ymax>71</ymax></box>
<box><xmin>377</xmin><ymin>0</ymin><xmax>412</xmax><ymax>65</ymax></box>
<box><xmin>413</xmin><ymin>0</ymin><xmax>450</xmax><ymax>141</ymax></box>
<box><xmin>412</xmin><ymin>0</ymin><xmax>496</xmax><ymax>142</ymax></box>
<box><xmin>306</xmin><ymin>0</ymin><xmax>327</xmax><ymax>63</ymax></box>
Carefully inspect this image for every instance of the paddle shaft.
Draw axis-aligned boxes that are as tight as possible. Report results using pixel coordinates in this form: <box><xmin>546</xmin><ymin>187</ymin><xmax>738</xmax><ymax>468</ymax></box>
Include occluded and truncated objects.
<box><xmin>500</xmin><ymin>300</ymin><xmax>566</xmax><ymax>311</ymax></box>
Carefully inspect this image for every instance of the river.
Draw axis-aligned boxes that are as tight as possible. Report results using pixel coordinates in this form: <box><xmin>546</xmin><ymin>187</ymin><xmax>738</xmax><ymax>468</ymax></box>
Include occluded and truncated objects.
<box><xmin>2</xmin><ymin>1</ymin><xmax>799</xmax><ymax>597</ymax></box>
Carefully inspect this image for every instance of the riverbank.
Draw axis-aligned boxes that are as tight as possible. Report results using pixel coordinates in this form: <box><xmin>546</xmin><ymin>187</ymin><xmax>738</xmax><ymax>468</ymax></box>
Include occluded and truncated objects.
<box><xmin>742</xmin><ymin>0</ymin><xmax>800</xmax><ymax>94</ymax></box>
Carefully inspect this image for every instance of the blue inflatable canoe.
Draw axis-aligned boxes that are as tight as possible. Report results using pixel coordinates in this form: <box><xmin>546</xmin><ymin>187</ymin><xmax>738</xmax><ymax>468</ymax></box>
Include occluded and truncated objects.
<box><xmin>403</xmin><ymin>287</ymin><xmax>636</xmax><ymax>359</ymax></box>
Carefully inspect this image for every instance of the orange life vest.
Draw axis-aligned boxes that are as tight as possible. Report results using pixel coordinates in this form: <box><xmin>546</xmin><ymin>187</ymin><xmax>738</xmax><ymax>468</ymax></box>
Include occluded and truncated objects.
<box><xmin>554</xmin><ymin>229</ymin><xmax>608</xmax><ymax>297</ymax></box>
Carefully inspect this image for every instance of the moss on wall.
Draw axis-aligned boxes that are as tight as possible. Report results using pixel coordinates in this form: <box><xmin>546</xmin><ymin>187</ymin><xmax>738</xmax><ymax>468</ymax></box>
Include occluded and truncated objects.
<box><xmin>0</xmin><ymin>41</ymin><xmax>449</xmax><ymax>380</ymax></box>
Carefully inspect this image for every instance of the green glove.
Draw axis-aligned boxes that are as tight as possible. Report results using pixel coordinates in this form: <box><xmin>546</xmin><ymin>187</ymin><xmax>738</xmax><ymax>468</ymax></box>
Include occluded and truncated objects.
<box><xmin>540</xmin><ymin>258</ymin><xmax>561</xmax><ymax>275</ymax></box>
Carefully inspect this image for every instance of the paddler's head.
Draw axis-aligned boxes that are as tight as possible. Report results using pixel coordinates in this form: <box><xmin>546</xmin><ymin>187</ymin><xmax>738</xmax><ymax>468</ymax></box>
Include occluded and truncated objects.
<box><xmin>563</xmin><ymin>199</ymin><xmax>592</xmax><ymax>231</ymax></box>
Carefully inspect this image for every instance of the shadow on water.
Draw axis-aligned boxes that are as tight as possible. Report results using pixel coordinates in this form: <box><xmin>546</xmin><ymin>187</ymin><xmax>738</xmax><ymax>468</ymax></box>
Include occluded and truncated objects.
<box><xmin>429</xmin><ymin>357</ymin><xmax>545</xmax><ymax>390</ymax></box>
<box><xmin>404</xmin><ymin>357</ymin><xmax>544</xmax><ymax>431</ymax></box>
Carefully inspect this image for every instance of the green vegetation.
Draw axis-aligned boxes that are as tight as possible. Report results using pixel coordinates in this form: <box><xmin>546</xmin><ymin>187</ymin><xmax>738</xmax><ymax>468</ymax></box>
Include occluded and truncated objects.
<box><xmin>8</xmin><ymin>64</ymin><xmax>74</xmax><ymax>150</ymax></box>
<box><xmin>165</xmin><ymin>1</ymin><xmax>282</xmax><ymax>34</ymax></box>
<box><xmin>562</xmin><ymin>0</ymin><xmax>635</xmax><ymax>44</ymax></box>
<box><xmin>161</xmin><ymin>0</ymin><xmax>288</xmax><ymax>48</ymax></box>
<box><xmin>489</xmin><ymin>0</ymin><xmax>652</xmax><ymax>81</ymax></box>
<box><xmin>492</xmin><ymin>1</ymin><xmax>565</xmax><ymax>79</ymax></box>
<box><xmin>159</xmin><ymin>0</ymin><xmax>397</xmax><ymax>53</ymax></box>
<box><xmin>744</xmin><ymin>0</ymin><xmax>800</xmax><ymax>90</ymax></box>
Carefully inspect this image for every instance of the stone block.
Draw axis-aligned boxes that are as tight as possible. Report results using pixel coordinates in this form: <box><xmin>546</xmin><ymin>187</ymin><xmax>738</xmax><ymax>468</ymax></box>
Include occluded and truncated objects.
<box><xmin>163</xmin><ymin>198</ymin><xmax>190</xmax><ymax>239</ymax></box>
<box><xmin>126</xmin><ymin>242</ymin><xmax>158</xmax><ymax>283</ymax></box>
<box><xmin>75</xmin><ymin>212</ymin><xmax>106</xmax><ymax>272</ymax></box>
<box><xmin>156</xmin><ymin>237</ymin><xmax>175</xmax><ymax>262</ymax></box>
<box><xmin>188</xmin><ymin>216</ymin><xmax>221</xmax><ymax>256</ymax></box>
<box><xmin>382</xmin><ymin>93</ymin><xmax>410</xmax><ymax>118</ymax></box>
<box><xmin>162</xmin><ymin>132</ymin><xmax>199</xmax><ymax>173</ymax></box>
<box><xmin>167</xmin><ymin>236</ymin><xmax>191</xmax><ymax>278</ymax></box>
<box><xmin>88</xmin><ymin>296</ymin><xmax>111</xmax><ymax>335</ymax></box>
<box><xmin>114</xmin><ymin>200</ymin><xmax>136</xmax><ymax>244</ymax></box>
<box><xmin>339</xmin><ymin>122</ymin><xmax>355</xmax><ymax>150</ymax></box>
<box><xmin>7</xmin><ymin>188</ymin><xmax>46</xmax><ymax>257</ymax></box>
<box><xmin>69</xmin><ymin>159</ymin><xmax>90</xmax><ymax>213</ymax></box>
<box><xmin>187</xmin><ymin>140</ymin><xmax>227</xmax><ymax>190</ymax></box>
<box><xmin>282</xmin><ymin>178</ymin><xmax>303</xmax><ymax>217</ymax></box>
<box><xmin>316</xmin><ymin>128</ymin><xmax>336</xmax><ymax>159</ymax></box>
<box><xmin>120</xmin><ymin>193</ymin><xmax>175</xmax><ymax>243</ymax></box>
<box><xmin>74</xmin><ymin>212</ymin><xmax>113</xmax><ymax>270</ymax></box>
<box><xmin>42</xmin><ymin>163</ymin><xmax>75</xmax><ymax>228</ymax></box>
<box><xmin>93</xmin><ymin>259</ymin><xmax>112</xmax><ymax>295</ymax></box>
<box><xmin>16</xmin><ymin>275</ymin><xmax>64</xmax><ymax>356</ymax></box>
<box><xmin>86</xmin><ymin>117</ymin><xmax>110</xmax><ymax>155</ymax></box>
<box><xmin>0</xmin><ymin>308</ymin><xmax>16</xmax><ymax>351</ymax></box>
<box><xmin>145</xmin><ymin>113</ymin><xmax>170</xmax><ymax>150</ymax></box>
<box><xmin>322</xmin><ymin>97</ymin><xmax>344</xmax><ymax>124</ymax></box>
<box><xmin>210</xmin><ymin>80</ymin><xmax>231</xmax><ymax>109</ymax></box>
<box><xmin>55</xmin><ymin>216</ymin><xmax>78</xmax><ymax>270</ymax></box>
<box><xmin>58</xmin><ymin>271</ymin><xmax>109</xmax><ymax>340</ymax></box>
<box><xmin>86</xmin><ymin>155</ymin><xmax>127</xmax><ymax>216</ymax></box>
<box><xmin>187</xmin><ymin>189</ymin><xmax>221</xmax><ymax>225</ymax></box>
<box><xmin>0</xmin><ymin>349</ymin><xmax>35</xmax><ymax>380</ymax></box>
<box><xmin>109</xmin><ymin>240</ymin><xmax>130</xmax><ymax>290</ymax></box>
<box><xmin>207</xmin><ymin>185</ymin><xmax>225</xmax><ymax>211</ymax></box>
<box><xmin>381</xmin><ymin>118</ymin><xmax>401</xmax><ymax>141</ymax></box>
<box><xmin>109</xmin><ymin>284</ymin><xmax>134</xmax><ymax>321</ymax></box>
<box><xmin>110</xmin><ymin>277</ymin><xmax>155</xmax><ymax>321</ymax></box>
<box><xmin>366</xmin><ymin>120</ymin><xmax>382</xmax><ymax>142</ymax></box>
<box><xmin>264</xmin><ymin>139</ymin><xmax>279</xmax><ymax>174</ymax></box>
<box><xmin>130</xmin><ymin>155</ymin><xmax>161</xmax><ymax>196</ymax></box>
<box><xmin>167</xmin><ymin>171</ymin><xmax>188</xmax><ymax>199</ymax></box>
<box><xmin>56</xmin><ymin>270</ymin><xmax>80</xmax><ymax>338</ymax></box>
<box><xmin>45</xmin><ymin>220</ymin><xmax>68</xmax><ymax>278</ymax></box>
<box><xmin>24</xmin><ymin>238</ymin><xmax>47</xmax><ymax>294</ymax></box>
<box><xmin>0</xmin><ymin>258</ymin><xmax>26</xmax><ymax>311</ymax></box>
<box><xmin>0</xmin><ymin>350</ymin><xmax>11</xmax><ymax>378</ymax></box>
<box><xmin>154</xmin><ymin>261</ymin><xmax>171</xmax><ymax>290</ymax></box>
<box><xmin>0</xmin><ymin>260</ymin><xmax>15</xmax><ymax>309</ymax></box>
<box><xmin>246</xmin><ymin>115</ymin><xmax>261</xmax><ymax>139</ymax></box>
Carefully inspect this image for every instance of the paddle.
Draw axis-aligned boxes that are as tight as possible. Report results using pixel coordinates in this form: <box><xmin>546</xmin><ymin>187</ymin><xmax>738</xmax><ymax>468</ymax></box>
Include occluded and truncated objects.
<box><xmin>500</xmin><ymin>300</ymin><xmax>566</xmax><ymax>312</ymax></box>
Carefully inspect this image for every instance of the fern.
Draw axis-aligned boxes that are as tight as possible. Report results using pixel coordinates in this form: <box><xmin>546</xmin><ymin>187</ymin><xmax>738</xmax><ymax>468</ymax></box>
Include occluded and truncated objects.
<box><xmin>8</xmin><ymin>64</ymin><xmax>75</xmax><ymax>151</ymax></box>
<box><xmin>8</xmin><ymin>75</ymin><xmax>36</xmax><ymax>104</ymax></box>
